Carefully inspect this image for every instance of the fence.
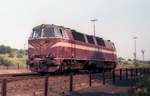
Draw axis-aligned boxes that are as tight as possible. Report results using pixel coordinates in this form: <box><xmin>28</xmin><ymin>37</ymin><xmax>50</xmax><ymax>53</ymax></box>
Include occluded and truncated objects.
<box><xmin>0</xmin><ymin>68</ymin><xmax>150</xmax><ymax>96</ymax></box>
<box><xmin>0</xmin><ymin>64</ymin><xmax>29</xmax><ymax>70</ymax></box>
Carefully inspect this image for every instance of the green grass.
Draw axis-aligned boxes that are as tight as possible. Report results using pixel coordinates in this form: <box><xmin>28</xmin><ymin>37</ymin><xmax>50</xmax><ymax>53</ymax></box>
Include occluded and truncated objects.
<box><xmin>117</xmin><ymin>63</ymin><xmax>150</xmax><ymax>69</ymax></box>
<box><xmin>130</xmin><ymin>76</ymin><xmax>150</xmax><ymax>96</ymax></box>
<box><xmin>0</xmin><ymin>54</ymin><xmax>27</xmax><ymax>67</ymax></box>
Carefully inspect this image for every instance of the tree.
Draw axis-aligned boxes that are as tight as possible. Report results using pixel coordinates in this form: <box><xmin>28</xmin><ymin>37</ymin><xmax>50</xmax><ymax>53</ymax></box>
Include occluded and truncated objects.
<box><xmin>133</xmin><ymin>76</ymin><xmax>150</xmax><ymax>96</ymax></box>
<box><xmin>0</xmin><ymin>45</ymin><xmax>11</xmax><ymax>54</ymax></box>
<box><xmin>0</xmin><ymin>56</ymin><xmax>12</xmax><ymax>66</ymax></box>
<box><xmin>117</xmin><ymin>57</ymin><xmax>126</xmax><ymax>64</ymax></box>
<box><xmin>18</xmin><ymin>49</ymin><xmax>24</xmax><ymax>54</ymax></box>
<box><xmin>8</xmin><ymin>53</ymin><xmax>15</xmax><ymax>58</ymax></box>
<box><xmin>17</xmin><ymin>54</ymin><xmax>23</xmax><ymax>58</ymax></box>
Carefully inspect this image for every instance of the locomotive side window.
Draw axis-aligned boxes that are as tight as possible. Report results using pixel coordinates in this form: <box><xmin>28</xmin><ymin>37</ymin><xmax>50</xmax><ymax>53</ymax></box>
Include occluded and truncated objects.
<box><xmin>59</xmin><ymin>29</ymin><xmax>63</xmax><ymax>35</ymax></box>
<box><xmin>55</xmin><ymin>28</ymin><xmax>63</xmax><ymax>37</ymax></box>
<box><xmin>86</xmin><ymin>35</ymin><xmax>95</xmax><ymax>44</ymax></box>
<box><xmin>93</xmin><ymin>37</ymin><xmax>98</xmax><ymax>46</ymax></box>
<box><xmin>72</xmin><ymin>30</ymin><xmax>85</xmax><ymax>42</ymax></box>
<box><xmin>96</xmin><ymin>37</ymin><xmax>105</xmax><ymax>46</ymax></box>
<box><xmin>112</xmin><ymin>43</ymin><xmax>116</xmax><ymax>50</ymax></box>
<box><xmin>43</xmin><ymin>28</ymin><xmax>55</xmax><ymax>37</ymax></box>
<box><xmin>29</xmin><ymin>31</ymin><xmax>34</xmax><ymax>39</ymax></box>
<box><xmin>63</xmin><ymin>29</ymin><xmax>69</xmax><ymax>39</ymax></box>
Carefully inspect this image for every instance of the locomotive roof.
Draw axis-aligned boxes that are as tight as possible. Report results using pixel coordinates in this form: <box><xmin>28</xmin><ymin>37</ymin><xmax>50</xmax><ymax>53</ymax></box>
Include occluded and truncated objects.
<box><xmin>33</xmin><ymin>24</ymin><xmax>67</xmax><ymax>30</ymax></box>
<box><xmin>33</xmin><ymin>24</ymin><xmax>112</xmax><ymax>42</ymax></box>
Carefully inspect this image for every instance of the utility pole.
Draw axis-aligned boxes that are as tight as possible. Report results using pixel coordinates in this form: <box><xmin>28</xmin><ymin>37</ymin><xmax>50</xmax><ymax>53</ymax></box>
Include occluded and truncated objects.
<box><xmin>24</xmin><ymin>43</ymin><xmax>26</xmax><ymax>55</ymax></box>
<box><xmin>133</xmin><ymin>37</ymin><xmax>137</xmax><ymax>64</ymax></box>
<box><xmin>90</xmin><ymin>19</ymin><xmax>98</xmax><ymax>36</ymax></box>
<box><xmin>141</xmin><ymin>49</ymin><xmax>145</xmax><ymax>61</ymax></box>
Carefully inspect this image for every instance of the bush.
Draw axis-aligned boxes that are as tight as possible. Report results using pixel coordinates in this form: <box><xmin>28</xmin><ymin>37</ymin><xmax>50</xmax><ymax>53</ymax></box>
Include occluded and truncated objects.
<box><xmin>17</xmin><ymin>54</ymin><xmax>23</xmax><ymax>58</ymax></box>
<box><xmin>8</xmin><ymin>53</ymin><xmax>15</xmax><ymax>58</ymax></box>
<box><xmin>0</xmin><ymin>56</ymin><xmax>12</xmax><ymax>66</ymax></box>
<box><xmin>0</xmin><ymin>45</ymin><xmax>11</xmax><ymax>54</ymax></box>
<box><xmin>133</xmin><ymin>76</ymin><xmax>150</xmax><ymax>96</ymax></box>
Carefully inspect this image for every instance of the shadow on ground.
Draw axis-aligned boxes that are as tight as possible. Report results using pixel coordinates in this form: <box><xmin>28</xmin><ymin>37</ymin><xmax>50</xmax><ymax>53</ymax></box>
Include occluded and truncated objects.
<box><xmin>109</xmin><ymin>77</ymin><xmax>140</xmax><ymax>87</ymax></box>
<box><xmin>71</xmin><ymin>92</ymin><xmax>129</xmax><ymax>96</ymax></box>
<box><xmin>70</xmin><ymin>77</ymin><xmax>140</xmax><ymax>96</ymax></box>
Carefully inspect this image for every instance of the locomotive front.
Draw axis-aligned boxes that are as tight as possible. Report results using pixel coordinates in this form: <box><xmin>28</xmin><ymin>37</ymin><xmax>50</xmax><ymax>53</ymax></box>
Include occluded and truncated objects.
<box><xmin>28</xmin><ymin>24</ymin><xmax>64</xmax><ymax>73</ymax></box>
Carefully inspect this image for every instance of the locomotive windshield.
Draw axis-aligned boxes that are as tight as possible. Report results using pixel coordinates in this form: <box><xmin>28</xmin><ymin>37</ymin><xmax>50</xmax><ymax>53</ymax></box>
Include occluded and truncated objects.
<box><xmin>30</xmin><ymin>27</ymin><xmax>63</xmax><ymax>39</ymax></box>
<box><xmin>43</xmin><ymin>28</ymin><xmax>55</xmax><ymax>37</ymax></box>
<box><xmin>31</xmin><ymin>29</ymin><xmax>41</xmax><ymax>38</ymax></box>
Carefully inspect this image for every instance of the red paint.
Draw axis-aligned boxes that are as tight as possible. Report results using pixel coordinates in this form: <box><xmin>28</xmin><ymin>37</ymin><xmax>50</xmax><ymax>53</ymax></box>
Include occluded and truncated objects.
<box><xmin>28</xmin><ymin>24</ymin><xmax>117</xmax><ymax>72</ymax></box>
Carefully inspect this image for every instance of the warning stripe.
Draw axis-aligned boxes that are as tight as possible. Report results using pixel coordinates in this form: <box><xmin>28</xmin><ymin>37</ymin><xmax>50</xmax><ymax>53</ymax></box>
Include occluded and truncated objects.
<box><xmin>51</xmin><ymin>42</ymin><xmax>116</xmax><ymax>54</ymax></box>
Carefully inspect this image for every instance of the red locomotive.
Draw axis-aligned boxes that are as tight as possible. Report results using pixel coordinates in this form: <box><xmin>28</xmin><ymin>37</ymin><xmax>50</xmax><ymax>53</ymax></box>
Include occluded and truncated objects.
<box><xmin>28</xmin><ymin>24</ymin><xmax>117</xmax><ymax>73</ymax></box>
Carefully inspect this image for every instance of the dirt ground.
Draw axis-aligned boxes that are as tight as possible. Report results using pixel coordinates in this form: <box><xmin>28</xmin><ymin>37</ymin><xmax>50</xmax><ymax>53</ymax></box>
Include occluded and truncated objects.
<box><xmin>70</xmin><ymin>78</ymin><xmax>139</xmax><ymax>96</ymax></box>
<box><xmin>0</xmin><ymin>69</ymin><xmax>31</xmax><ymax>74</ymax></box>
<box><xmin>0</xmin><ymin>67</ymin><xmax>144</xmax><ymax>96</ymax></box>
<box><xmin>71</xmin><ymin>84</ymin><xmax>130</xmax><ymax>96</ymax></box>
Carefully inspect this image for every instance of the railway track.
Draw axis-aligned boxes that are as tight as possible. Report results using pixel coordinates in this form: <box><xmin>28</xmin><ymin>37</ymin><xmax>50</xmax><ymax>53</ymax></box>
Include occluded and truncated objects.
<box><xmin>0</xmin><ymin>67</ymin><xmax>149</xmax><ymax>80</ymax></box>
<box><xmin>0</xmin><ymin>69</ymin><xmax>90</xmax><ymax>78</ymax></box>
<box><xmin>0</xmin><ymin>72</ymin><xmax>42</xmax><ymax>82</ymax></box>
<box><xmin>0</xmin><ymin>72</ymin><xmax>39</xmax><ymax>77</ymax></box>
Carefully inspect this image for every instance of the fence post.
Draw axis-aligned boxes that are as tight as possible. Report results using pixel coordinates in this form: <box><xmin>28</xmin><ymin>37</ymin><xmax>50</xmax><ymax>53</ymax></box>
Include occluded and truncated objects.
<box><xmin>44</xmin><ymin>76</ymin><xmax>48</xmax><ymax>96</ymax></box>
<box><xmin>146</xmin><ymin>68</ymin><xmax>148</xmax><ymax>74</ymax></box>
<box><xmin>33</xmin><ymin>92</ymin><xmax>36</xmax><ymax>96</ymax></box>
<box><xmin>142</xmin><ymin>68</ymin><xmax>144</xmax><ymax>75</ymax></box>
<box><xmin>144</xmin><ymin>68</ymin><xmax>146</xmax><ymax>74</ymax></box>
<box><xmin>148</xmin><ymin>68</ymin><xmax>150</xmax><ymax>74</ymax></box>
<box><xmin>26</xmin><ymin>64</ymin><xmax>28</xmax><ymax>69</ymax></box>
<box><xmin>125</xmin><ymin>68</ymin><xmax>128</xmax><ymax>80</ymax></box>
<box><xmin>102</xmin><ymin>70</ymin><xmax>105</xmax><ymax>85</ymax></box>
<box><xmin>112</xmin><ymin>70</ymin><xmax>116</xmax><ymax>84</ymax></box>
<box><xmin>135</xmin><ymin>68</ymin><xmax>138</xmax><ymax>76</ymax></box>
<box><xmin>131</xmin><ymin>69</ymin><xmax>133</xmax><ymax>77</ymax></box>
<box><xmin>139</xmin><ymin>68</ymin><xmax>141</xmax><ymax>74</ymax></box>
<box><xmin>119</xmin><ymin>69</ymin><xmax>122</xmax><ymax>80</ymax></box>
<box><xmin>145</xmin><ymin>68</ymin><xmax>148</xmax><ymax>74</ymax></box>
<box><xmin>2</xmin><ymin>79</ymin><xmax>7</xmax><ymax>96</ymax></box>
<box><xmin>17</xmin><ymin>64</ymin><xmax>19</xmax><ymax>69</ymax></box>
<box><xmin>70</xmin><ymin>72</ymin><xmax>73</xmax><ymax>92</ymax></box>
<box><xmin>6</xmin><ymin>66</ymin><xmax>8</xmax><ymax>70</ymax></box>
<box><xmin>89</xmin><ymin>71</ymin><xmax>92</xmax><ymax>87</ymax></box>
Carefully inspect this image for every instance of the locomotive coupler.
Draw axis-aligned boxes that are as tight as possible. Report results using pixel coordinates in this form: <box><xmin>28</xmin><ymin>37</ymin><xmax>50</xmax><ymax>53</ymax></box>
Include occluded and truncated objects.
<box><xmin>44</xmin><ymin>54</ymin><xmax>54</xmax><ymax>66</ymax></box>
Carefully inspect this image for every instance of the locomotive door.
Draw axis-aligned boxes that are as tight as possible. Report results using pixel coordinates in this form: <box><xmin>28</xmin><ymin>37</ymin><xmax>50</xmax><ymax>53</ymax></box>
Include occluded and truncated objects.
<box><xmin>71</xmin><ymin>40</ymin><xmax>76</xmax><ymax>59</ymax></box>
<box><xmin>70</xmin><ymin>39</ymin><xmax>76</xmax><ymax>69</ymax></box>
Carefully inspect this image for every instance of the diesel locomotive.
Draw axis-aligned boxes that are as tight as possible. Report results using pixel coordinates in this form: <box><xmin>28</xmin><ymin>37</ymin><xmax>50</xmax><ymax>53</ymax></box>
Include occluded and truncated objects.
<box><xmin>27</xmin><ymin>24</ymin><xmax>117</xmax><ymax>73</ymax></box>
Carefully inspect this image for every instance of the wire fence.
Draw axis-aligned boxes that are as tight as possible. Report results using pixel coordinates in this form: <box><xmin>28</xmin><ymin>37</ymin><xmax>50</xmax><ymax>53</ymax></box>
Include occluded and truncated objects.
<box><xmin>0</xmin><ymin>68</ymin><xmax>150</xmax><ymax>96</ymax></box>
<box><xmin>0</xmin><ymin>64</ymin><xmax>29</xmax><ymax>70</ymax></box>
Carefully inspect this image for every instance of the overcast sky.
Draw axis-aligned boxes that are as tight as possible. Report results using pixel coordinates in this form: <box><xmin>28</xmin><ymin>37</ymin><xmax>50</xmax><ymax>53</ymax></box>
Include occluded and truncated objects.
<box><xmin>0</xmin><ymin>0</ymin><xmax>150</xmax><ymax>60</ymax></box>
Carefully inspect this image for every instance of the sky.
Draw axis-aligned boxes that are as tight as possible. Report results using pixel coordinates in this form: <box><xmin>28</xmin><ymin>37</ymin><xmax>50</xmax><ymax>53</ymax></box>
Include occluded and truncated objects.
<box><xmin>0</xmin><ymin>0</ymin><xmax>150</xmax><ymax>60</ymax></box>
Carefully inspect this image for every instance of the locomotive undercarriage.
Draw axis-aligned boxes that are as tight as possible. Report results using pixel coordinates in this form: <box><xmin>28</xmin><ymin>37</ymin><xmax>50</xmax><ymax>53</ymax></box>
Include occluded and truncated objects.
<box><xmin>58</xmin><ymin>59</ymin><xmax>116</xmax><ymax>73</ymax></box>
<box><xmin>28</xmin><ymin>57</ymin><xmax>116</xmax><ymax>73</ymax></box>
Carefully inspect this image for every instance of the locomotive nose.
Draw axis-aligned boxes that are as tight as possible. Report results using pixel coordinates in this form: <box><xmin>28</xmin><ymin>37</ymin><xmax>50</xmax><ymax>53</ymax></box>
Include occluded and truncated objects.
<box><xmin>28</xmin><ymin>39</ymin><xmax>50</xmax><ymax>56</ymax></box>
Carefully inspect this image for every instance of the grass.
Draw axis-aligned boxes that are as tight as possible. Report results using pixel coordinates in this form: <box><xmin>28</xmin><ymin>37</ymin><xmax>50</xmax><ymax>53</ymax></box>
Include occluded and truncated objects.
<box><xmin>0</xmin><ymin>54</ymin><xmax>27</xmax><ymax>68</ymax></box>
<box><xmin>117</xmin><ymin>63</ymin><xmax>150</xmax><ymax>69</ymax></box>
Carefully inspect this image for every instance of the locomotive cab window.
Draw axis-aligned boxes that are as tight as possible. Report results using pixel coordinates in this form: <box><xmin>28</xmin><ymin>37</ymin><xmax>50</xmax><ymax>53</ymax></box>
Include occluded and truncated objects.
<box><xmin>43</xmin><ymin>28</ymin><xmax>55</xmax><ymax>37</ymax></box>
<box><xmin>112</xmin><ymin>43</ymin><xmax>116</xmax><ymax>50</ymax></box>
<box><xmin>31</xmin><ymin>29</ymin><xmax>41</xmax><ymax>39</ymax></box>
<box><xmin>55</xmin><ymin>28</ymin><xmax>63</xmax><ymax>37</ymax></box>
